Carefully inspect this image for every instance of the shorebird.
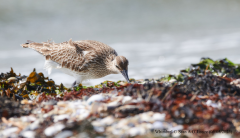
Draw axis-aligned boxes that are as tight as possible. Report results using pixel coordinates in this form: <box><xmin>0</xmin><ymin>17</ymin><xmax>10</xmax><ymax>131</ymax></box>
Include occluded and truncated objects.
<box><xmin>21</xmin><ymin>39</ymin><xmax>130</xmax><ymax>86</ymax></box>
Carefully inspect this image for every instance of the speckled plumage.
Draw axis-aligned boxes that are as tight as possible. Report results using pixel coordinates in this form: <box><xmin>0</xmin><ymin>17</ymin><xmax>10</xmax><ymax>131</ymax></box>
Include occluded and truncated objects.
<box><xmin>21</xmin><ymin>39</ymin><xmax>129</xmax><ymax>85</ymax></box>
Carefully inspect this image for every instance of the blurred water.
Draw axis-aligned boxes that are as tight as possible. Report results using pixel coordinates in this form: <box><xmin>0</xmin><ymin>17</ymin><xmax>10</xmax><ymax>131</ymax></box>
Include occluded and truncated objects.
<box><xmin>1</xmin><ymin>0</ymin><xmax>240</xmax><ymax>86</ymax></box>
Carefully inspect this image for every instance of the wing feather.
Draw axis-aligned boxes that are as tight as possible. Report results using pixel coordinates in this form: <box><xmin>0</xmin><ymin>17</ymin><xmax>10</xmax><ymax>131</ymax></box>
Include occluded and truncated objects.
<box><xmin>21</xmin><ymin>39</ymin><xmax>117</xmax><ymax>72</ymax></box>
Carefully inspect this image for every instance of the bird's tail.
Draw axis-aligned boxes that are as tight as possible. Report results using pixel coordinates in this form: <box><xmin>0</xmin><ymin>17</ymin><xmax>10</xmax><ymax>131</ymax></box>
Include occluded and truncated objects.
<box><xmin>20</xmin><ymin>40</ymin><xmax>53</xmax><ymax>56</ymax></box>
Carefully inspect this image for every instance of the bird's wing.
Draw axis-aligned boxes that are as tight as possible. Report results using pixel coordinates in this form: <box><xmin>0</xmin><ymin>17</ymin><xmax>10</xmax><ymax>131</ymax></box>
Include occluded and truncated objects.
<box><xmin>21</xmin><ymin>39</ymin><xmax>115</xmax><ymax>72</ymax></box>
<box><xmin>71</xmin><ymin>40</ymin><xmax>117</xmax><ymax>72</ymax></box>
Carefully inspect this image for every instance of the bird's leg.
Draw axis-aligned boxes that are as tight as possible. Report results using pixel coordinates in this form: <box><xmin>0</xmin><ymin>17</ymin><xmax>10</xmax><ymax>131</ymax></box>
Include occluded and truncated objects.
<box><xmin>72</xmin><ymin>81</ymin><xmax>77</xmax><ymax>88</ymax></box>
<box><xmin>72</xmin><ymin>78</ymin><xmax>82</xmax><ymax>88</ymax></box>
<box><xmin>71</xmin><ymin>76</ymin><xmax>84</xmax><ymax>89</ymax></box>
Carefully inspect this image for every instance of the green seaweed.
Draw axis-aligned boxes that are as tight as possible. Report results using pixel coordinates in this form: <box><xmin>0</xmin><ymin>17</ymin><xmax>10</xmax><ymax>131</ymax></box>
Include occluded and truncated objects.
<box><xmin>160</xmin><ymin>58</ymin><xmax>240</xmax><ymax>82</ymax></box>
<box><xmin>1</xmin><ymin>58</ymin><xmax>240</xmax><ymax>100</ymax></box>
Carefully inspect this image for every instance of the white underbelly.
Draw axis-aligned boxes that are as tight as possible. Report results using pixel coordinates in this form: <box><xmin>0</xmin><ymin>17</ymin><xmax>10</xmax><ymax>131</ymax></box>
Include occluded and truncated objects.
<box><xmin>58</xmin><ymin>67</ymin><xmax>86</xmax><ymax>76</ymax></box>
<box><xmin>44</xmin><ymin>60</ymin><xmax>86</xmax><ymax>76</ymax></box>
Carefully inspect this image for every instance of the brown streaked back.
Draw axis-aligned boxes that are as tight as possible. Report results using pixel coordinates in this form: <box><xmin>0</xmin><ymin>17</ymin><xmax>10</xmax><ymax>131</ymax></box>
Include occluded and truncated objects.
<box><xmin>21</xmin><ymin>39</ymin><xmax>118</xmax><ymax>72</ymax></box>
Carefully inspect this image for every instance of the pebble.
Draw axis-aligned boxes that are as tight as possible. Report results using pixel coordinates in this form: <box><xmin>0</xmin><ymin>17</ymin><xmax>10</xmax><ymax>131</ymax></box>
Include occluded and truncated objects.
<box><xmin>93</xmin><ymin>126</ymin><xmax>105</xmax><ymax>133</ymax></box>
<box><xmin>122</xmin><ymin>96</ymin><xmax>132</xmax><ymax>104</ymax></box>
<box><xmin>140</xmin><ymin>113</ymin><xmax>153</xmax><ymax>122</ymax></box>
<box><xmin>54</xmin><ymin>114</ymin><xmax>70</xmax><ymax>122</ymax></box>
<box><xmin>153</xmin><ymin>113</ymin><xmax>166</xmax><ymax>121</ymax></box>
<box><xmin>91</xmin><ymin>102</ymin><xmax>104</xmax><ymax>114</ymax></box>
<box><xmin>2</xmin><ymin>127</ymin><xmax>19</xmax><ymax>136</ymax></box>
<box><xmin>107</xmin><ymin>100</ymin><xmax>120</xmax><ymax>107</ymax></box>
<box><xmin>100</xmin><ymin>116</ymin><xmax>115</xmax><ymax>125</ymax></box>
<box><xmin>92</xmin><ymin>116</ymin><xmax>115</xmax><ymax>127</ymax></box>
<box><xmin>77</xmin><ymin>111</ymin><xmax>90</xmax><ymax>121</ymax></box>
<box><xmin>44</xmin><ymin>123</ymin><xmax>65</xmax><ymax>136</ymax></box>
<box><xmin>112</xmin><ymin>128</ymin><xmax>125</xmax><ymax>136</ymax></box>
<box><xmin>153</xmin><ymin>121</ymin><xmax>164</xmax><ymax>129</ymax></box>
<box><xmin>54</xmin><ymin>130</ymin><xmax>73</xmax><ymax>138</ymax></box>
<box><xmin>129</xmin><ymin>127</ymin><xmax>146</xmax><ymax>137</ymax></box>
<box><xmin>28</xmin><ymin>120</ymin><xmax>40</xmax><ymax>130</ymax></box>
<box><xmin>21</xmin><ymin>131</ymin><xmax>36</xmax><ymax>138</ymax></box>
<box><xmin>206</xmin><ymin>100</ymin><xmax>218</xmax><ymax>108</ymax></box>
<box><xmin>87</xmin><ymin>94</ymin><xmax>105</xmax><ymax>105</ymax></box>
<box><xmin>21</xmin><ymin>116</ymin><xmax>37</xmax><ymax>122</ymax></box>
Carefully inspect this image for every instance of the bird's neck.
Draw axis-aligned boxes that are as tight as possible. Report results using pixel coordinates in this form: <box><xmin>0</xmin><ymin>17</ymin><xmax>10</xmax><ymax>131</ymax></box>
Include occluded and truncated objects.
<box><xmin>106</xmin><ymin>58</ymin><xmax>120</xmax><ymax>74</ymax></box>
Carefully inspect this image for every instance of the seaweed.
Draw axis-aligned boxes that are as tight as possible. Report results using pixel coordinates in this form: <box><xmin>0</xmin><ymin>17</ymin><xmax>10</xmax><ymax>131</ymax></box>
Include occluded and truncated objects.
<box><xmin>1</xmin><ymin>58</ymin><xmax>240</xmax><ymax>137</ymax></box>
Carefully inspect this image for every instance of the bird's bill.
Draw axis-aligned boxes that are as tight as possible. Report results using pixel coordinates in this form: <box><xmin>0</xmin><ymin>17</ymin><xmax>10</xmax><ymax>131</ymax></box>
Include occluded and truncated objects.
<box><xmin>121</xmin><ymin>70</ymin><xmax>130</xmax><ymax>83</ymax></box>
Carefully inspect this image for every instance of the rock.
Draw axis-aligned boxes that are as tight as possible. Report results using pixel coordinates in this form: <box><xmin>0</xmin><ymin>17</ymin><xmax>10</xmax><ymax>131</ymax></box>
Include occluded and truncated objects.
<box><xmin>87</xmin><ymin>94</ymin><xmax>105</xmax><ymax>105</ymax></box>
<box><xmin>153</xmin><ymin>121</ymin><xmax>164</xmax><ymax>129</ymax></box>
<box><xmin>129</xmin><ymin>127</ymin><xmax>146</xmax><ymax>137</ymax></box>
<box><xmin>44</xmin><ymin>123</ymin><xmax>65</xmax><ymax>137</ymax></box>
<box><xmin>92</xmin><ymin>116</ymin><xmax>115</xmax><ymax>127</ymax></box>
<box><xmin>93</xmin><ymin>126</ymin><xmax>105</xmax><ymax>133</ymax></box>
<box><xmin>2</xmin><ymin>127</ymin><xmax>19</xmax><ymax>137</ymax></box>
<box><xmin>153</xmin><ymin>113</ymin><xmax>165</xmax><ymax>121</ymax></box>
<box><xmin>54</xmin><ymin>130</ymin><xmax>73</xmax><ymax>138</ymax></box>
<box><xmin>122</xmin><ymin>96</ymin><xmax>132</xmax><ymax>104</ymax></box>
<box><xmin>21</xmin><ymin>131</ymin><xmax>36</xmax><ymax>138</ymax></box>
<box><xmin>54</xmin><ymin>114</ymin><xmax>70</xmax><ymax>122</ymax></box>
<box><xmin>21</xmin><ymin>116</ymin><xmax>37</xmax><ymax>122</ymax></box>
<box><xmin>29</xmin><ymin>120</ymin><xmax>40</xmax><ymax>130</ymax></box>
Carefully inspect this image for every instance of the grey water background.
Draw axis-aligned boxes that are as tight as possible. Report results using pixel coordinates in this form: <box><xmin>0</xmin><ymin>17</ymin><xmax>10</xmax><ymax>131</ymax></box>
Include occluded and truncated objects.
<box><xmin>1</xmin><ymin>0</ymin><xmax>240</xmax><ymax>86</ymax></box>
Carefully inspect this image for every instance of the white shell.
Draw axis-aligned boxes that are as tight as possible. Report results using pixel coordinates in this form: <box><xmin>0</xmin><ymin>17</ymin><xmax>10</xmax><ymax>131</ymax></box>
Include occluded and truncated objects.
<box><xmin>87</xmin><ymin>94</ymin><xmax>105</xmax><ymax>105</ymax></box>
<box><xmin>44</xmin><ymin>123</ymin><xmax>65</xmax><ymax>136</ymax></box>
<box><xmin>153</xmin><ymin>113</ymin><xmax>166</xmax><ymax>121</ymax></box>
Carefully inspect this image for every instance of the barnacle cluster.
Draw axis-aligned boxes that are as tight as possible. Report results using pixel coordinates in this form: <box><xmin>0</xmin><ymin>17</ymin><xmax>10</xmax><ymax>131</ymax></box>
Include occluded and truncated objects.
<box><xmin>1</xmin><ymin>58</ymin><xmax>240</xmax><ymax>137</ymax></box>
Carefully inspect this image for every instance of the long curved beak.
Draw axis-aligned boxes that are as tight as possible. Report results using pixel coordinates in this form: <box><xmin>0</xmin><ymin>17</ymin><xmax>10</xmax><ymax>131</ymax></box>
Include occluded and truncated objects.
<box><xmin>121</xmin><ymin>70</ymin><xmax>130</xmax><ymax>83</ymax></box>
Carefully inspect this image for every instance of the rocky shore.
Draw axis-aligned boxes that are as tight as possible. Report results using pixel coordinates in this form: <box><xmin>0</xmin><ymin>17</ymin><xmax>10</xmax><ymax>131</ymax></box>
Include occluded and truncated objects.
<box><xmin>1</xmin><ymin>58</ymin><xmax>240</xmax><ymax>138</ymax></box>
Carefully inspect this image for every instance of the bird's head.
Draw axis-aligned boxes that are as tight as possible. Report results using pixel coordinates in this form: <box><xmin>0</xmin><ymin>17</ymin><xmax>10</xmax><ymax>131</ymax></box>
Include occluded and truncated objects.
<box><xmin>111</xmin><ymin>56</ymin><xmax>130</xmax><ymax>83</ymax></box>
